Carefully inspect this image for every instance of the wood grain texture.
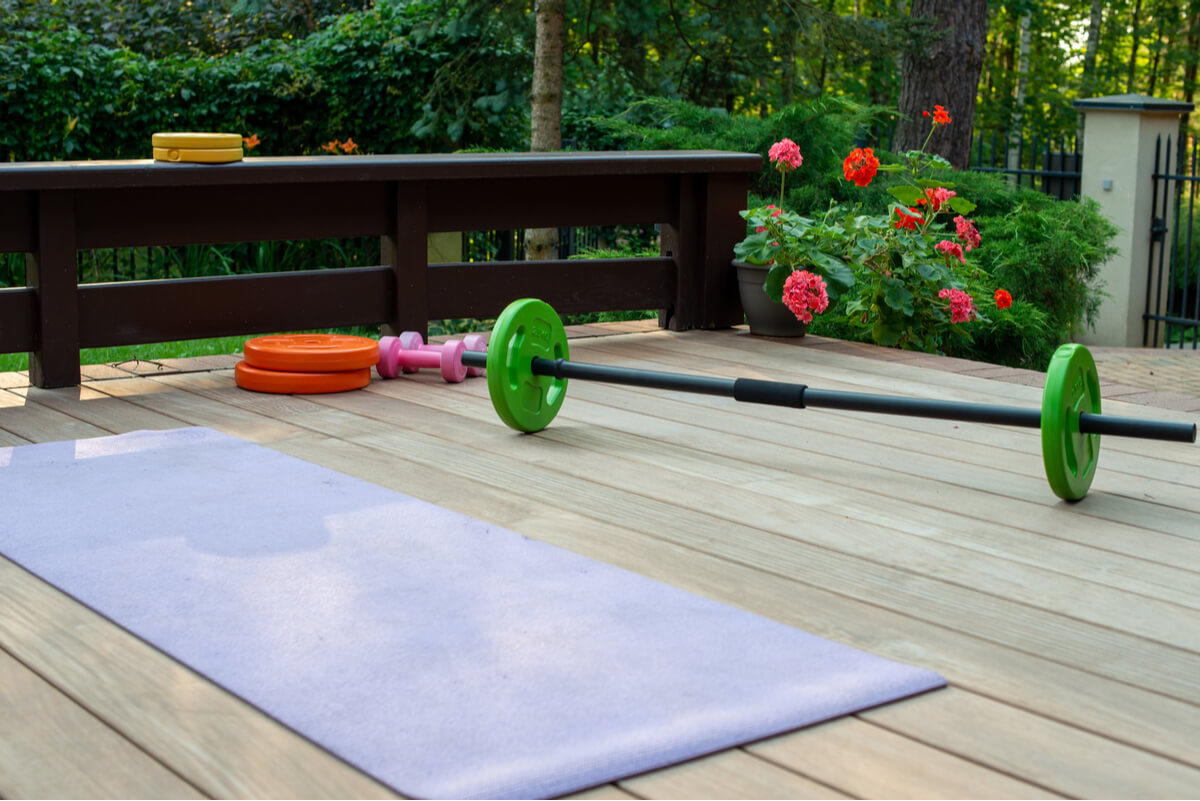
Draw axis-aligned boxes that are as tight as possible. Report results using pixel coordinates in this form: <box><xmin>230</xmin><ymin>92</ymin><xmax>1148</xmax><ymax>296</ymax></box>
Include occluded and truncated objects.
<box><xmin>618</xmin><ymin>749</ymin><xmax>847</xmax><ymax>800</ymax></box>
<box><xmin>0</xmin><ymin>649</ymin><xmax>205</xmax><ymax>799</ymax></box>
<box><xmin>2</xmin><ymin>323</ymin><xmax>1198</xmax><ymax>798</ymax></box>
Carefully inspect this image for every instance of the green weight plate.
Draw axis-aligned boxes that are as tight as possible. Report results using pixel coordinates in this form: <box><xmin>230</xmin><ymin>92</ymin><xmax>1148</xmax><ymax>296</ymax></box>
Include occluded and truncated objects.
<box><xmin>486</xmin><ymin>298</ymin><xmax>569</xmax><ymax>432</ymax></box>
<box><xmin>1041</xmin><ymin>344</ymin><xmax>1102</xmax><ymax>501</ymax></box>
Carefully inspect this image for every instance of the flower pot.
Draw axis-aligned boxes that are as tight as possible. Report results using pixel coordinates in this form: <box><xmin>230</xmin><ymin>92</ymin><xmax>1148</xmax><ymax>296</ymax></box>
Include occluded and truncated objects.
<box><xmin>734</xmin><ymin>260</ymin><xmax>807</xmax><ymax>337</ymax></box>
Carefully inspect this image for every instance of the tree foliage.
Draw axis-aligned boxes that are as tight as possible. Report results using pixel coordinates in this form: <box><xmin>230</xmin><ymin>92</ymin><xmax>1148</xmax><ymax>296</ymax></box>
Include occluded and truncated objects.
<box><xmin>0</xmin><ymin>0</ymin><xmax>531</xmax><ymax>160</ymax></box>
<box><xmin>4</xmin><ymin>0</ymin><xmax>1199</xmax><ymax>159</ymax></box>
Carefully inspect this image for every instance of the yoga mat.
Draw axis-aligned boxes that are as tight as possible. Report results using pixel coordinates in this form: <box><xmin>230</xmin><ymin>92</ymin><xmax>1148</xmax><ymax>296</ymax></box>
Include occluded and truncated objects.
<box><xmin>1</xmin><ymin>428</ymin><xmax>944</xmax><ymax>799</ymax></box>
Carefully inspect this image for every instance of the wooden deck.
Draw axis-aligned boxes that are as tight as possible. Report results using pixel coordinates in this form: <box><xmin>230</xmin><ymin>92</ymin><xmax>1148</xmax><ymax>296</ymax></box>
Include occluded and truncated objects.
<box><xmin>3</xmin><ymin>324</ymin><xmax>1199</xmax><ymax>799</ymax></box>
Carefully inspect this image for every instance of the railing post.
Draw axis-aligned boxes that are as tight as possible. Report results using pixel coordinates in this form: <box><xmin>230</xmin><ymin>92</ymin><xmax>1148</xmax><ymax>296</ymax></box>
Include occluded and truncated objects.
<box><xmin>27</xmin><ymin>190</ymin><xmax>81</xmax><ymax>387</ymax></box>
<box><xmin>662</xmin><ymin>170</ymin><xmax>748</xmax><ymax>331</ymax></box>
<box><xmin>1074</xmin><ymin>94</ymin><xmax>1193</xmax><ymax>346</ymax></box>
<box><xmin>382</xmin><ymin>181</ymin><xmax>429</xmax><ymax>339</ymax></box>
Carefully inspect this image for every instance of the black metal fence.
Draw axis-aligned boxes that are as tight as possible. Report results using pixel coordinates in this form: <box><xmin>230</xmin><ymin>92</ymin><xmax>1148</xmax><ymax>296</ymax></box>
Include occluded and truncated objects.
<box><xmin>1146</xmin><ymin>133</ymin><xmax>1200</xmax><ymax>348</ymax></box>
<box><xmin>968</xmin><ymin>131</ymin><xmax>1082</xmax><ymax>200</ymax></box>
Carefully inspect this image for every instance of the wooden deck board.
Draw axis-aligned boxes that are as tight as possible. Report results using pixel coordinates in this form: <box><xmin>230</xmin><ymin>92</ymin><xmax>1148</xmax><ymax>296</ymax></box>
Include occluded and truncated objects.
<box><xmin>2</xmin><ymin>325</ymin><xmax>1198</xmax><ymax>798</ymax></box>
<box><xmin>746</xmin><ymin>715</ymin><xmax>1060</xmax><ymax>799</ymax></box>
<box><xmin>0</xmin><ymin>647</ymin><xmax>206</xmax><ymax>799</ymax></box>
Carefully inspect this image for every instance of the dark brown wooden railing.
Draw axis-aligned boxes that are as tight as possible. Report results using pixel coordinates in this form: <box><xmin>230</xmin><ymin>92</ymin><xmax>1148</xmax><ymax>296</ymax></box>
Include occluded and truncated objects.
<box><xmin>0</xmin><ymin>150</ymin><xmax>760</xmax><ymax>387</ymax></box>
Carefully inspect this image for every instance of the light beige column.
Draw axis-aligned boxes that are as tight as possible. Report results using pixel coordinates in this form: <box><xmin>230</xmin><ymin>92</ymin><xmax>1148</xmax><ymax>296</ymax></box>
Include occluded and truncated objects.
<box><xmin>1074</xmin><ymin>94</ymin><xmax>1193</xmax><ymax>346</ymax></box>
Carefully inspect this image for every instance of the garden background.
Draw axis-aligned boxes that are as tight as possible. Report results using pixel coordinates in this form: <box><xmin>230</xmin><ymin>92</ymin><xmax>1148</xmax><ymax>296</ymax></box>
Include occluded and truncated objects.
<box><xmin>3</xmin><ymin>0</ymin><xmax>1197</xmax><ymax>368</ymax></box>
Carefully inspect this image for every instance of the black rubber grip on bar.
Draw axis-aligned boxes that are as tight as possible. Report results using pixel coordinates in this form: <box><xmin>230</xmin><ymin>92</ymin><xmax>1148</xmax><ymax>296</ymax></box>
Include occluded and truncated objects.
<box><xmin>733</xmin><ymin>378</ymin><xmax>807</xmax><ymax>408</ymax></box>
<box><xmin>461</xmin><ymin>351</ymin><xmax>488</xmax><ymax>369</ymax></box>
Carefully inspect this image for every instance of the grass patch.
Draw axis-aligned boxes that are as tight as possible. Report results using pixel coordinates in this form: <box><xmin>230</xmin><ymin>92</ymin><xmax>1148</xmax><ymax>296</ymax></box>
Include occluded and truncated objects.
<box><xmin>1167</xmin><ymin>324</ymin><xmax>1200</xmax><ymax>347</ymax></box>
<box><xmin>0</xmin><ymin>335</ymin><xmax>267</xmax><ymax>373</ymax></box>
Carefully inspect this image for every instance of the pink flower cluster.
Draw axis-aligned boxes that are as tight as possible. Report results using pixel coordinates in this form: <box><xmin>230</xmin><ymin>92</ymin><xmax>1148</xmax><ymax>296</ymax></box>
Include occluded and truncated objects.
<box><xmin>935</xmin><ymin>239</ymin><xmax>965</xmax><ymax>264</ymax></box>
<box><xmin>954</xmin><ymin>215</ymin><xmax>981</xmax><ymax>250</ymax></box>
<box><xmin>782</xmin><ymin>269</ymin><xmax>829</xmax><ymax>324</ymax></box>
<box><xmin>755</xmin><ymin>204</ymin><xmax>784</xmax><ymax>233</ymax></box>
<box><xmin>769</xmin><ymin>138</ymin><xmax>803</xmax><ymax>172</ymax></box>
<box><xmin>938</xmin><ymin>288</ymin><xmax>975</xmax><ymax>323</ymax></box>
<box><xmin>925</xmin><ymin>186</ymin><xmax>956</xmax><ymax>211</ymax></box>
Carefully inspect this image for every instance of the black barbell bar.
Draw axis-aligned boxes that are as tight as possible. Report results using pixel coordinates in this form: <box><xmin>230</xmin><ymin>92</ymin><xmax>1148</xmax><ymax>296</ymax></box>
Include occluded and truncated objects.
<box><xmin>459</xmin><ymin>351</ymin><xmax>1196</xmax><ymax>444</ymax></box>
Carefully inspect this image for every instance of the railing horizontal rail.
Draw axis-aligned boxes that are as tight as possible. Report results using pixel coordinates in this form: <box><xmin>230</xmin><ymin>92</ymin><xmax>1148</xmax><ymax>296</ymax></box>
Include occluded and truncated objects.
<box><xmin>77</xmin><ymin>267</ymin><xmax>394</xmax><ymax>347</ymax></box>
<box><xmin>1151</xmin><ymin>172</ymin><xmax>1200</xmax><ymax>183</ymax></box>
<box><xmin>426</xmin><ymin>257</ymin><xmax>676</xmax><ymax>319</ymax></box>
<box><xmin>0</xmin><ymin>151</ymin><xmax>760</xmax><ymax>387</ymax></box>
<box><xmin>969</xmin><ymin>167</ymin><xmax>1082</xmax><ymax>178</ymax></box>
<box><xmin>1143</xmin><ymin>312</ymin><xmax>1200</xmax><ymax>327</ymax></box>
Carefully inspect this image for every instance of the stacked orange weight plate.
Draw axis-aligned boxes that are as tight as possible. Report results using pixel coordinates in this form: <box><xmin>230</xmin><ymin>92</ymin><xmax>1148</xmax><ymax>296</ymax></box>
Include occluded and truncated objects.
<box><xmin>235</xmin><ymin>335</ymin><xmax>380</xmax><ymax>394</ymax></box>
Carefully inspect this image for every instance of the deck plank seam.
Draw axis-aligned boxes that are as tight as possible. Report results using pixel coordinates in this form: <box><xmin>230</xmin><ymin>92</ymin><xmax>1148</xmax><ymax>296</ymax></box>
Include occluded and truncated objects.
<box><xmin>0</xmin><ymin>631</ymin><xmax>214</xmax><ymax>799</ymax></box>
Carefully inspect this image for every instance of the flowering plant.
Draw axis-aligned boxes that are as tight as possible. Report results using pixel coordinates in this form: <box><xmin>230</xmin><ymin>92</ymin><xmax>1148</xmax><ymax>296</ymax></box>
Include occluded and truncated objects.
<box><xmin>735</xmin><ymin>107</ymin><xmax>1008</xmax><ymax>350</ymax></box>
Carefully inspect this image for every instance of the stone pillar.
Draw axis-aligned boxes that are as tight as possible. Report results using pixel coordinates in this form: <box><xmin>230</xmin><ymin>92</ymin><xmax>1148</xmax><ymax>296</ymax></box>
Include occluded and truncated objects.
<box><xmin>1074</xmin><ymin>93</ymin><xmax>1193</xmax><ymax>347</ymax></box>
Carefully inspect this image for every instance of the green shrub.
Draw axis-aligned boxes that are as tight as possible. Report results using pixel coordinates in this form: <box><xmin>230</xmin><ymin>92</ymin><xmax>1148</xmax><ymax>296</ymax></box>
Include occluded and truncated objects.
<box><xmin>973</xmin><ymin>192</ymin><xmax>1115</xmax><ymax>344</ymax></box>
<box><xmin>0</xmin><ymin>0</ymin><xmax>530</xmax><ymax>162</ymax></box>
<box><xmin>598</xmin><ymin>99</ymin><xmax>1116</xmax><ymax>368</ymax></box>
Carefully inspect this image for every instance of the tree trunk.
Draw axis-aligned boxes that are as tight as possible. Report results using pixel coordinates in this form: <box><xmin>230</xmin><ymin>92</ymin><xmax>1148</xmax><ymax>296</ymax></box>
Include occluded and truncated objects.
<box><xmin>894</xmin><ymin>0</ymin><xmax>989</xmax><ymax>168</ymax></box>
<box><xmin>1077</xmin><ymin>0</ymin><xmax>1104</xmax><ymax>142</ymax></box>
<box><xmin>1005</xmin><ymin>9</ymin><xmax>1032</xmax><ymax>186</ymax></box>
<box><xmin>525</xmin><ymin>0</ymin><xmax>565</xmax><ymax>262</ymax></box>
<box><xmin>1083</xmin><ymin>0</ymin><xmax>1103</xmax><ymax>86</ymax></box>
<box><xmin>1147</xmin><ymin>12</ymin><xmax>1167</xmax><ymax>96</ymax></box>
<box><xmin>1182</xmin><ymin>1</ymin><xmax>1200</xmax><ymax>135</ymax></box>
<box><xmin>1127</xmin><ymin>0</ymin><xmax>1144</xmax><ymax>93</ymax></box>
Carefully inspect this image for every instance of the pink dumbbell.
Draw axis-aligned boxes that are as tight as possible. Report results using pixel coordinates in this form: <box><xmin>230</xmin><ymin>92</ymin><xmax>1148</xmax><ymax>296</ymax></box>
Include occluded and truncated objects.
<box><xmin>430</xmin><ymin>334</ymin><xmax>487</xmax><ymax>377</ymax></box>
<box><xmin>376</xmin><ymin>333</ymin><xmax>487</xmax><ymax>382</ymax></box>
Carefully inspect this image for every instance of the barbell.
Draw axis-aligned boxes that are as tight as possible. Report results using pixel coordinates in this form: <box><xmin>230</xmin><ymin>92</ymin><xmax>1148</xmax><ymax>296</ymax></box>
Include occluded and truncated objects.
<box><xmin>458</xmin><ymin>299</ymin><xmax>1197</xmax><ymax>501</ymax></box>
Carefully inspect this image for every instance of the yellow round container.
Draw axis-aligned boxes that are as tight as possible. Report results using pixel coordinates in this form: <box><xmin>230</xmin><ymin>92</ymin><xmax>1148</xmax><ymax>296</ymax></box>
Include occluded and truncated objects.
<box><xmin>153</xmin><ymin>146</ymin><xmax>243</xmax><ymax>163</ymax></box>
<box><xmin>152</xmin><ymin>132</ymin><xmax>242</xmax><ymax>149</ymax></box>
<box><xmin>152</xmin><ymin>132</ymin><xmax>244</xmax><ymax>163</ymax></box>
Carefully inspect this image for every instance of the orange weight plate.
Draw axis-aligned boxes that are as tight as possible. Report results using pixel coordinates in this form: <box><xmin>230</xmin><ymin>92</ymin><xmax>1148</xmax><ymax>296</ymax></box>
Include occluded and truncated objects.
<box><xmin>243</xmin><ymin>334</ymin><xmax>379</xmax><ymax>372</ymax></box>
<box><xmin>234</xmin><ymin>361</ymin><xmax>371</xmax><ymax>394</ymax></box>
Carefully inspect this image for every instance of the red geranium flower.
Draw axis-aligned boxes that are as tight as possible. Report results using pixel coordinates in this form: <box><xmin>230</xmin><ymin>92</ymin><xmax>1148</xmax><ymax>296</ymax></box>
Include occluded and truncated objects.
<box><xmin>994</xmin><ymin>289</ymin><xmax>1013</xmax><ymax>309</ymax></box>
<box><xmin>894</xmin><ymin>207</ymin><xmax>924</xmax><ymax>230</ymax></box>
<box><xmin>929</xmin><ymin>105</ymin><xmax>951</xmax><ymax>125</ymax></box>
<box><xmin>843</xmin><ymin>147</ymin><xmax>880</xmax><ymax>188</ymax></box>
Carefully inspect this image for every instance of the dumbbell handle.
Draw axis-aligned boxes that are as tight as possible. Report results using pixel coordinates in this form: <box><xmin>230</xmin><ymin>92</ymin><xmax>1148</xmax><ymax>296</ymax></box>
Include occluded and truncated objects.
<box><xmin>396</xmin><ymin>348</ymin><xmax>447</xmax><ymax>369</ymax></box>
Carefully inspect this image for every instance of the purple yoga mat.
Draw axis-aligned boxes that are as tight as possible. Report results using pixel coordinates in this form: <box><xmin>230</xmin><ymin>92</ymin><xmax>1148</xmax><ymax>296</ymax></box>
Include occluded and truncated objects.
<box><xmin>1</xmin><ymin>428</ymin><xmax>944</xmax><ymax>799</ymax></box>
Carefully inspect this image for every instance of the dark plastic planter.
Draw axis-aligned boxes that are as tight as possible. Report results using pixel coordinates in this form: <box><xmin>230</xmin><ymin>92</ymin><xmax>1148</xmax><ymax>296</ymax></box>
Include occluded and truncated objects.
<box><xmin>733</xmin><ymin>260</ymin><xmax>807</xmax><ymax>337</ymax></box>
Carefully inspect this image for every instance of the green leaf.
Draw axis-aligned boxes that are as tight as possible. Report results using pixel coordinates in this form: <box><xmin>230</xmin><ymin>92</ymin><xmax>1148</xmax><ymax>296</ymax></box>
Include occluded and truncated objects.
<box><xmin>871</xmin><ymin>318</ymin><xmax>904</xmax><ymax>347</ymax></box>
<box><xmin>809</xmin><ymin>251</ymin><xmax>854</xmax><ymax>293</ymax></box>
<box><xmin>881</xmin><ymin>278</ymin><xmax>914</xmax><ymax>315</ymax></box>
<box><xmin>947</xmin><ymin>197</ymin><xmax>977</xmax><ymax>215</ymax></box>
<box><xmin>887</xmin><ymin>185</ymin><xmax>924</xmax><ymax>205</ymax></box>
<box><xmin>764</xmin><ymin>264</ymin><xmax>791</xmax><ymax>302</ymax></box>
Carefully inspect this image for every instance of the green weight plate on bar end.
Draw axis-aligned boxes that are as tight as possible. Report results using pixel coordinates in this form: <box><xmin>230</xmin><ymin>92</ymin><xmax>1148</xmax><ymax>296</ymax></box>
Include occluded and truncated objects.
<box><xmin>486</xmin><ymin>298</ymin><xmax>569</xmax><ymax>432</ymax></box>
<box><xmin>1041</xmin><ymin>343</ymin><xmax>1102</xmax><ymax>501</ymax></box>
